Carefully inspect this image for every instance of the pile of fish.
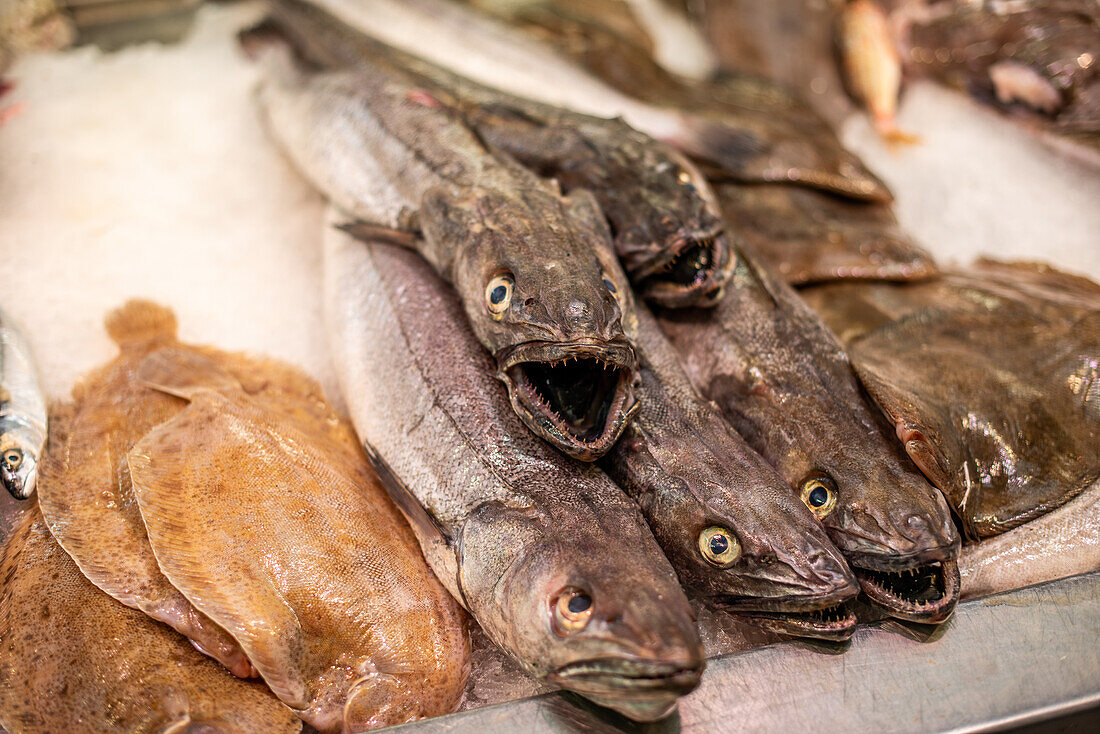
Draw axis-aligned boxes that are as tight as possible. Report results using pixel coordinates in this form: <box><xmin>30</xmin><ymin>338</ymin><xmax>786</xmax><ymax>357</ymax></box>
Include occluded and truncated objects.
<box><xmin>0</xmin><ymin>0</ymin><xmax>1098</xmax><ymax>730</ymax></box>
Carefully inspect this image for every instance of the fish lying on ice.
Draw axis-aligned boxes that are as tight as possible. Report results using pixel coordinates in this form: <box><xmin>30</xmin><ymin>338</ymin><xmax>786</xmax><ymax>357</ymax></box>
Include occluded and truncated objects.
<box><xmin>252</xmin><ymin>34</ymin><xmax>639</xmax><ymax>461</ymax></box>
<box><xmin>656</xmin><ymin>244</ymin><xmax>961</xmax><ymax>624</ymax></box>
<box><xmin>801</xmin><ymin>260</ymin><xmax>1100</xmax><ymax>539</ymax></box>
<box><xmin>127</xmin><ymin>347</ymin><xmax>470</xmax><ymax>733</ymax></box>
<box><xmin>602</xmin><ymin>303</ymin><xmax>861</xmax><ymax>640</ymax></box>
<box><xmin>324</xmin><ymin>220</ymin><xmax>703</xmax><ymax>722</ymax></box>
<box><xmin>0</xmin><ymin>508</ymin><xmax>301</xmax><ymax>734</ymax></box>
<box><xmin>36</xmin><ymin>301</ymin><xmax>255</xmax><ymax>678</ymax></box>
<box><xmin>262</xmin><ymin>0</ymin><xmax>734</xmax><ymax>308</ymax></box>
<box><xmin>0</xmin><ymin>305</ymin><xmax>46</xmax><ymax>500</ymax></box>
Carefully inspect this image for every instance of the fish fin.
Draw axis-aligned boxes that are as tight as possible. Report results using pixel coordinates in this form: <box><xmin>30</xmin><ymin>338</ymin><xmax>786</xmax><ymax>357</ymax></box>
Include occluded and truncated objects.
<box><xmin>362</xmin><ymin>442</ymin><xmax>451</xmax><ymax>544</ymax></box>
<box><xmin>127</xmin><ymin>400</ymin><xmax>310</xmax><ymax>709</ymax></box>
<box><xmin>136</xmin><ymin>347</ymin><xmax>242</xmax><ymax>400</ymax></box>
<box><xmin>342</xmin><ymin>670</ymin><xmax>420</xmax><ymax>731</ymax></box>
<box><xmin>337</xmin><ymin>220</ymin><xmax>422</xmax><ymax>250</ymax></box>
<box><xmin>104</xmin><ymin>300</ymin><xmax>178</xmax><ymax>346</ymax></box>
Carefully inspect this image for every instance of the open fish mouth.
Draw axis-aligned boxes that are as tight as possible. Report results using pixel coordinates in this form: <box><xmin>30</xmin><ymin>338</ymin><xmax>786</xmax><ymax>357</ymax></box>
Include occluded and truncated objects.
<box><xmin>637</xmin><ymin>229</ymin><xmax>733</xmax><ymax>308</ymax></box>
<box><xmin>500</xmin><ymin>341</ymin><xmax>638</xmax><ymax>461</ymax></box>
<box><xmin>736</xmin><ymin>602</ymin><xmax>858</xmax><ymax>641</ymax></box>
<box><xmin>551</xmin><ymin>659</ymin><xmax>702</xmax><ymax>720</ymax></box>
<box><xmin>855</xmin><ymin>559</ymin><xmax>961</xmax><ymax>624</ymax></box>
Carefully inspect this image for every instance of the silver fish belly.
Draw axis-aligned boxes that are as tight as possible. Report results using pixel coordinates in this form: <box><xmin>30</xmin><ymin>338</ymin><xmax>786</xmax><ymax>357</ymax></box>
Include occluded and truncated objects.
<box><xmin>0</xmin><ymin>306</ymin><xmax>47</xmax><ymax>500</ymax></box>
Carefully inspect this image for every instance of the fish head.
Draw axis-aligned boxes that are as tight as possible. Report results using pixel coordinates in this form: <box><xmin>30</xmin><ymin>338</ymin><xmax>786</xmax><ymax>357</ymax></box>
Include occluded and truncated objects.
<box><xmin>1</xmin><ymin>435</ymin><xmax>38</xmax><ymax>500</ymax></box>
<box><xmin>794</xmin><ymin>455</ymin><xmax>962</xmax><ymax>624</ymax></box>
<box><xmin>612</xmin><ymin>147</ymin><xmax>734</xmax><ymax>308</ymax></box>
<box><xmin>425</xmin><ymin>185</ymin><xmax>641</xmax><ymax>461</ymax></box>
<box><xmin>459</xmin><ymin>498</ymin><xmax>703</xmax><ymax>721</ymax></box>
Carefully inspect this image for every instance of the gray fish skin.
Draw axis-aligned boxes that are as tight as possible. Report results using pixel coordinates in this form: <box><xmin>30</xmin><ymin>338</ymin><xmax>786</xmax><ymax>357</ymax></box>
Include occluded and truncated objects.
<box><xmin>801</xmin><ymin>260</ymin><xmax>1100</xmax><ymax>540</ymax></box>
<box><xmin>602</xmin><ymin>304</ymin><xmax>860</xmax><ymax>640</ymax></box>
<box><xmin>303</xmin><ymin>0</ymin><xmax>890</xmax><ymax>201</ymax></box>
<box><xmin>656</xmin><ymin>244</ymin><xmax>961</xmax><ymax>624</ymax></box>
<box><xmin>266</xmin><ymin>0</ymin><xmax>733</xmax><ymax>308</ymax></box>
<box><xmin>253</xmin><ymin>39</ymin><xmax>639</xmax><ymax>462</ymax></box>
<box><xmin>323</xmin><ymin>219</ymin><xmax>703</xmax><ymax>723</ymax></box>
<box><xmin>0</xmin><ymin>307</ymin><xmax>46</xmax><ymax>500</ymax></box>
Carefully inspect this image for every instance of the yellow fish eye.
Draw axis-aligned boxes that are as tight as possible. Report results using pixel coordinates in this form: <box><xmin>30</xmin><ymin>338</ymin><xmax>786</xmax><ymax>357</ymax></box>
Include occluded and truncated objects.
<box><xmin>698</xmin><ymin>526</ymin><xmax>740</xmax><ymax>568</ymax></box>
<box><xmin>801</xmin><ymin>475</ymin><xmax>838</xmax><ymax>519</ymax></box>
<box><xmin>553</xmin><ymin>588</ymin><xmax>593</xmax><ymax>635</ymax></box>
<box><xmin>2</xmin><ymin>449</ymin><xmax>22</xmax><ymax>470</ymax></box>
<box><xmin>485</xmin><ymin>273</ymin><xmax>514</xmax><ymax>319</ymax></box>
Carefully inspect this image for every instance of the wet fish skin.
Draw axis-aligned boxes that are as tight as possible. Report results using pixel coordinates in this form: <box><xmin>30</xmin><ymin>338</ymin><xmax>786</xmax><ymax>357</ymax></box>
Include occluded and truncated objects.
<box><xmin>254</xmin><ymin>39</ymin><xmax>639</xmax><ymax>461</ymax></box>
<box><xmin>305</xmin><ymin>0</ymin><xmax>891</xmax><ymax>201</ymax></box>
<box><xmin>324</xmin><ymin>220</ymin><xmax>704</xmax><ymax>722</ymax></box>
<box><xmin>267</xmin><ymin>0</ymin><xmax>734</xmax><ymax>307</ymax></box>
<box><xmin>601</xmin><ymin>304</ymin><xmax>860</xmax><ymax>640</ymax></box>
<box><xmin>801</xmin><ymin>260</ymin><xmax>1100</xmax><ymax>540</ymax></box>
<box><xmin>0</xmin><ymin>307</ymin><xmax>46</xmax><ymax>500</ymax></box>
<box><xmin>656</xmin><ymin>244</ymin><xmax>961</xmax><ymax>623</ymax></box>
<box><xmin>0</xmin><ymin>509</ymin><xmax>302</xmax><ymax>734</ymax></box>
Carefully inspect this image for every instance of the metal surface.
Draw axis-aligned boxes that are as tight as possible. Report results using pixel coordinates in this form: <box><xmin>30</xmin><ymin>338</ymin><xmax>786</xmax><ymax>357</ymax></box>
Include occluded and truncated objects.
<box><xmin>386</xmin><ymin>572</ymin><xmax>1100</xmax><ymax>733</ymax></box>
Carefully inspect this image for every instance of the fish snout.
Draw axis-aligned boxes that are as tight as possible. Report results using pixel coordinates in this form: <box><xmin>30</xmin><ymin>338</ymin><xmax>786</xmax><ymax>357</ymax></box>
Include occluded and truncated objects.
<box><xmin>830</xmin><ymin>497</ymin><xmax>960</xmax><ymax>571</ymax></box>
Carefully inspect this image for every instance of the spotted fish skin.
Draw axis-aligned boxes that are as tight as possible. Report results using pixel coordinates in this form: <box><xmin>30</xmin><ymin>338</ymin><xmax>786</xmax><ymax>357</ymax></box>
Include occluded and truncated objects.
<box><xmin>0</xmin><ymin>306</ymin><xmax>46</xmax><ymax>501</ymax></box>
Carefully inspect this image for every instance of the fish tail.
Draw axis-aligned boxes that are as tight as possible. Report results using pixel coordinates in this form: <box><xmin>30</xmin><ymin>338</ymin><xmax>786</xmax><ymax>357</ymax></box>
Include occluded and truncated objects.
<box><xmin>104</xmin><ymin>300</ymin><xmax>178</xmax><ymax>346</ymax></box>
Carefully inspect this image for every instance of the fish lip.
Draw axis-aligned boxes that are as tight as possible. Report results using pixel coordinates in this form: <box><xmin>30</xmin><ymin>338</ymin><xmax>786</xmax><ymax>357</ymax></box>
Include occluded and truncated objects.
<box><xmin>843</xmin><ymin>538</ymin><xmax>960</xmax><ymax>572</ymax></box>
<box><xmin>550</xmin><ymin>658</ymin><xmax>702</xmax><ymax>696</ymax></box>
<box><xmin>734</xmin><ymin>602</ymin><xmax>859</xmax><ymax>642</ymax></box>
<box><xmin>498</xmin><ymin>340</ymin><xmax>639</xmax><ymax>461</ymax></box>
<box><xmin>634</xmin><ymin>226</ymin><xmax>733</xmax><ymax>308</ymax></box>
<box><xmin>716</xmin><ymin>582</ymin><xmax>860</xmax><ymax>615</ymax></box>
<box><xmin>0</xmin><ymin>465</ymin><xmax>33</xmax><ymax>500</ymax></box>
<box><xmin>855</xmin><ymin>559</ymin><xmax>961</xmax><ymax>624</ymax></box>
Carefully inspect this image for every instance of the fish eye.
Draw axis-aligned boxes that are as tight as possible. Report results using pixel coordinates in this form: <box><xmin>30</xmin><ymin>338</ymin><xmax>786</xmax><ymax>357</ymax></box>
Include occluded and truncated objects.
<box><xmin>602</xmin><ymin>276</ymin><xmax>617</xmax><ymax>295</ymax></box>
<box><xmin>485</xmin><ymin>273</ymin><xmax>514</xmax><ymax>318</ymax></box>
<box><xmin>553</xmin><ymin>588</ymin><xmax>593</xmax><ymax>635</ymax></box>
<box><xmin>800</xmin><ymin>475</ymin><xmax>838</xmax><ymax>519</ymax></box>
<box><xmin>677</xmin><ymin>169</ymin><xmax>692</xmax><ymax>185</ymax></box>
<box><xmin>698</xmin><ymin>526</ymin><xmax>741</xmax><ymax>568</ymax></box>
<box><xmin>2</xmin><ymin>449</ymin><xmax>22</xmax><ymax>470</ymax></box>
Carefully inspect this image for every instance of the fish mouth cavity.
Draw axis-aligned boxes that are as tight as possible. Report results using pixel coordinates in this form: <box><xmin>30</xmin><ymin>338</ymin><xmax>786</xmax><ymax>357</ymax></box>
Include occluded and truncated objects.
<box><xmin>500</xmin><ymin>341</ymin><xmax>637</xmax><ymax>461</ymax></box>
<box><xmin>636</xmin><ymin>227</ymin><xmax>732</xmax><ymax>306</ymax></box>
<box><xmin>854</xmin><ymin>559</ymin><xmax>961</xmax><ymax>624</ymax></box>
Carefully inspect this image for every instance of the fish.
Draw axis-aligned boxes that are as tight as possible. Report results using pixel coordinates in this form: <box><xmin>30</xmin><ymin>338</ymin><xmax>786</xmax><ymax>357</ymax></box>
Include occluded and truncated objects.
<box><xmin>35</xmin><ymin>301</ymin><xmax>256</xmax><ymax>679</ymax></box>
<box><xmin>0</xmin><ymin>508</ymin><xmax>302</xmax><ymax>734</ymax></box>
<box><xmin>261</xmin><ymin>0</ymin><xmax>734</xmax><ymax>307</ymax></box>
<box><xmin>960</xmin><ymin>482</ymin><xmax>1100</xmax><ymax>600</ymax></box>
<box><xmin>602</xmin><ymin>303</ymin><xmax>861</xmax><ymax>640</ymax></box>
<box><xmin>837</xmin><ymin>0</ymin><xmax>918</xmax><ymax>144</ymax></box>
<box><xmin>126</xmin><ymin>347</ymin><xmax>470</xmax><ymax>733</ymax></box>
<box><xmin>303</xmin><ymin>0</ymin><xmax>891</xmax><ymax>201</ymax></box>
<box><xmin>0</xmin><ymin>306</ymin><xmax>46</xmax><ymax>500</ymax></box>
<box><xmin>655</xmin><ymin>243</ymin><xmax>961</xmax><ymax>624</ymax></box>
<box><xmin>252</xmin><ymin>36</ymin><xmax>639</xmax><ymax>462</ymax></box>
<box><xmin>324</xmin><ymin>219</ymin><xmax>704</xmax><ymax>722</ymax></box>
<box><xmin>801</xmin><ymin>260</ymin><xmax>1100</xmax><ymax>540</ymax></box>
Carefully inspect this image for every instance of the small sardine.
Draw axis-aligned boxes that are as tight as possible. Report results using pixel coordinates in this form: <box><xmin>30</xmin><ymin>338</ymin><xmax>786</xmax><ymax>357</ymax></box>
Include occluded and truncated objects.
<box><xmin>0</xmin><ymin>306</ymin><xmax>46</xmax><ymax>500</ymax></box>
<box><xmin>127</xmin><ymin>347</ymin><xmax>470</xmax><ymax>733</ymax></box>
<box><xmin>252</xmin><ymin>35</ymin><xmax>639</xmax><ymax>461</ymax></box>
<box><xmin>602</xmin><ymin>304</ymin><xmax>861</xmax><ymax>640</ymax></box>
<box><xmin>324</xmin><ymin>219</ymin><xmax>703</xmax><ymax>722</ymax></box>
<box><xmin>656</xmin><ymin>244</ymin><xmax>961</xmax><ymax>624</ymax></box>
<box><xmin>801</xmin><ymin>260</ymin><xmax>1100</xmax><ymax>540</ymax></box>
<box><xmin>0</xmin><ymin>509</ymin><xmax>302</xmax><ymax>734</ymax></box>
<box><xmin>264</xmin><ymin>0</ymin><xmax>734</xmax><ymax>308</ymax></box>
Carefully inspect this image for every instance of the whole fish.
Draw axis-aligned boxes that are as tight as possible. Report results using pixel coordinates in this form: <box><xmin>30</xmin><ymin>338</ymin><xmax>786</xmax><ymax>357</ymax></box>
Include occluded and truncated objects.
<box><xmin>127</xmin><ymin>348</ymin><xmax>470</xmax><ymax>733</ymax></box>
<box><xmin>305</xmin><ymin>0</ymin><xmax>891</xmax><ymax>201</ymax></box>
<box><xmin>656</xmin><ymin>244</ymin><xmax>961</xmax><ymax>623</ymax></box>
<box><xmin>0</xmin><ymin>509</ymin><xmax>302</xmax><ymax>734</ymax></box>
<box><xmin>36</xmin><ymin>301</ymin><xmax>255</xmax><ymax>679</ymax></box>
<box><xmin>603</xmin><ymin>304</ymin><xmax>861</xmax><ymax>640</ymax></box>
<box><xmin>324</xmin><ymin>221</ymin><xmax>703</xmax><ymax>722</ymax></box>
<box><xmin>801</xmin><ymin>260</ymin><xmax>1100</xmax><ymax>539</ymax></box>
<box><xmin>960</xmin><ymin>483</ymin><xmax>1100</xmax><ymax>600</ymax></box>
<box><xmin>0</xmin><ymin>306</ymin><xmax>46</xmax><ymax>500</ymax></box>
<box><xmin>262</xmin><ymin>0</ymin><xmax>734</xmax><ymax>308</ymax></box>
<box><xmin>254</xmin><ymin>40</ymin><xmax>639</xmax><ymax>461</ymax></box>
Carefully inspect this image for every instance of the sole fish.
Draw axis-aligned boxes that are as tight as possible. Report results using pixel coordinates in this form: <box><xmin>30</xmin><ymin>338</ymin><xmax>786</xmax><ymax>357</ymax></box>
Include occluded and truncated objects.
<box><xmin>324</xmin><ymin>215</ymin><xmax>703</xmax><ymax>722</ymax></box>
<box><xmin>0</xmin><ymin>508</ymin><xmax>301</xmax><ymax>734</ymax></box>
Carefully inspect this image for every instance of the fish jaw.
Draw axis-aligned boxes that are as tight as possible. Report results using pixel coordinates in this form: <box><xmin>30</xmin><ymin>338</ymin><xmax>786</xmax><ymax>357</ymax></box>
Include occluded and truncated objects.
<box><xmin>633</xmin><ymin>227</ymin><xmax>735</xmax><ymax>308</ymax></box>
<box><xmin>499</xmin><ymin>340</ymin><xmax>639</xmax><ymax>461</ymax></box>
<box><xmin>0</xmin><ymin>460</ymin><xmax>35</xmax><ymax>499</ymax></box>
<box><xmin>715</xmin><ymin>566</ymin><xmax>861</xmax><ymax>641</ymax></box>
<box><xmin>856</xmin><ymin>558</ymin><xmax>961</xmax><ymax>624</ymax></box>
<box><xmin>550</xmin><ymin>658</ymin><xmax>702</xmax><ymax>721</ymax></box>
